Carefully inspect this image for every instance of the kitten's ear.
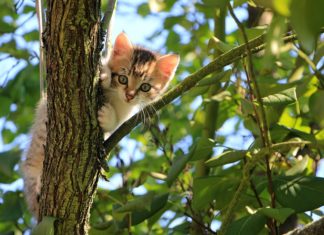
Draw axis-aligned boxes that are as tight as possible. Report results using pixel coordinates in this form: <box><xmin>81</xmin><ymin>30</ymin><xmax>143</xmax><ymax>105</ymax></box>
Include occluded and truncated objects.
<box><xmin>112</xmin><ymin>32</ymin><xmax>133</xmax><ymax>58</ymax></box>
<box><xmin>156</xmin><ymin>54</ymin><xmax>180</xmax><ymax>79</ymax></box>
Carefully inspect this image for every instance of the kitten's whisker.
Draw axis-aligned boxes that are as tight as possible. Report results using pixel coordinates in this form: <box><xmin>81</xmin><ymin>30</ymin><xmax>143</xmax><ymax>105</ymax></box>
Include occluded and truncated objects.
<box><xmin>140</xmin><ymin>103</ymin><xmax>146</xmax><ymax>126</ymax></box>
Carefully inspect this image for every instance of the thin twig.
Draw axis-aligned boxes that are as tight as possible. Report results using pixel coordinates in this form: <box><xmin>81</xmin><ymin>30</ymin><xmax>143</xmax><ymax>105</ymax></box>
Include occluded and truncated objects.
<box><xmin>184</xmin><ymin>212</ymin><xmax>217</xmax><ymax>235</ymax></box>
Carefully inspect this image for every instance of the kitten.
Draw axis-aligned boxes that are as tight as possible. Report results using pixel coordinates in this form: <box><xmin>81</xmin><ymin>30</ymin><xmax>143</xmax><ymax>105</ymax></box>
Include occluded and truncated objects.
<box><xmin>98</xmin><ymin>32</ymin><xmax>180</xmax><ymax>134</ymax></box>
<box><xmin>21</xmin><ymin>32</ymin><xmax>180</xmax><ymax>218</ymax></box>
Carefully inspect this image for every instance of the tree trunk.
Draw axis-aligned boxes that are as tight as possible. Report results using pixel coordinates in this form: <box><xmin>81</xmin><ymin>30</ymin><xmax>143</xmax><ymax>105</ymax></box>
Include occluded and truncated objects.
<box><xmin>39</xmin><ymin>0</ymin><xmax>102</xmax><ymax>234</ymax></box>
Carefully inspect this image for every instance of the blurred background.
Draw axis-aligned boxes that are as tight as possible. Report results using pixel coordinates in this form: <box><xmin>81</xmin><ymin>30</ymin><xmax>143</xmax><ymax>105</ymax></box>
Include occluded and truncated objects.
<box><xmin>1</xmin><ymin>0</ymin><xmax>324</xmax><ymax>234</ymax></box>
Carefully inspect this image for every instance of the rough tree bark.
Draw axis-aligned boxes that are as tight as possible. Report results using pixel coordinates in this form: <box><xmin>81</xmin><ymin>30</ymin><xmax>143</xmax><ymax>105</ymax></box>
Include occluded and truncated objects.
<box><xmin>39</xmin><ymin>0</ymin><xmax>102</xmax><ymax>234</ymax></box>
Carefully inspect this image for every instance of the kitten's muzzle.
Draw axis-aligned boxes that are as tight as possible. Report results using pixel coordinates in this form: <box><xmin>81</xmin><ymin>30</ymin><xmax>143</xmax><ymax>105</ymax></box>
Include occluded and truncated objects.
<box><xmin>126</xmin><ymin>92</ymin><xmax>135</xmax><ymax>102</ymax></box>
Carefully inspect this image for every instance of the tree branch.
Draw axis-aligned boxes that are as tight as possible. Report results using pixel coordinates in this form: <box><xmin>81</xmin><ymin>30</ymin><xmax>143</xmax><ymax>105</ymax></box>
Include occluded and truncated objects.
<box><xmin>102</xmin><ymin>0</ymin><xmax>117</xmax><ymax>57</ymax></box>
<box><xmin>102</xmin><ymin>33</ymin><xmax>299</xmax><ymax>157</ymax></box>
<box><xmin>284</xmin><ymin>216</ymin><xmax>324</xmax><ymax>235</ymax></box>
<box><xmin>35</xmin><ymin>0</ymin><xmax>46</xmax><ymax>98</ymax></box>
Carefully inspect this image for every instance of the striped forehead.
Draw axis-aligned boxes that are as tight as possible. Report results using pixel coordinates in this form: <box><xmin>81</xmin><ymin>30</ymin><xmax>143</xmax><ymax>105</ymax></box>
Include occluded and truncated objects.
<box><xmin>129</xmin><ymin>48</ymin><xmax>156</xmax><ymax>78</ymax></box>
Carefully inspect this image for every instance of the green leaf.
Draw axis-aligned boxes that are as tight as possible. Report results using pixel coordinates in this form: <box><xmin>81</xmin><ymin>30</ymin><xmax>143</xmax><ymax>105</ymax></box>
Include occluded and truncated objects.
<box><xmin>0</xmin><ymin>97</ymin><xmax>12</xmax><ymax>117</ymax></box>
<box><xmin>0</xmin><ymin>150</ymin><xmax>21</xmax><ymax>183</ymax></box>
<box><xmin>0</xmin><ymin>191</ymin><xmax>23</xmax><ymax>221</ymax></box>
<box><xmin>258</xmin><ymin>207</ymin><xmax>295</xmax><ymax>224</ymax></box>
<box><xmin>164</xmin><ymin>16</ymin><xmax>183</xmax><ymax>29</ymax></box>
<box><xmin>32</xmin><ymin>217</ymin><xmax>56</xmax><ymax>235</ymax></box>
<box><xmin>114</xmin><ymin>192</ymin><xmax>155</xmax><ymax>214</ymax></box>
<box><xmin>205</xmin><ymin>150</ymin><xmax>246</xmax><ymax>168</ymax></box>
<box><xmin>285</xmin><ymin>156</ymin><xmax>309</xmax><ymax>176</ymax></box>
<box><xmin>0</xmin><ymin>221</ymin><xmax>15</xmax><ymax>234</ymax></box>
<box><xmin>24</xmin><ymin>29</ymin><xmax>39</xmax><ymax>42</ymax></box>
<box><xmin>274</xmin><ymin>176</ymin><xmax>324</xmax><ymax>212</ymax></box>
<box><xmin>234</xmin><ymin>0</ymin><xmax>247</xmax><ymax>7</ymax></box>
<box><xmin>166</xmin><ymin>150</ymin><xmax>192</xmax><ymax>186</ymax></box>
<box><xmin>147</xmin><ymin>201</ymin><xmax>172</xmax><ymax>228</ymax></box>
<box><xmin>0</xmin><ymin>20</ymin><xmax>16</xmax><ymax>33</ymax></box>
<box><xmin>309</xmin><ymin>90</ymin><xmax>324</xmax><ymax>129</ymax></box>
<box><xmin>89</xmin><ymin>221</ymin><xmax>120</xmax><ymax>235</ymax></box>
<box><xmin>225</xmin><ymin>212</ymin><xmax>267</xmax><ymax>235</ymax></box>
<box><xmin>166</xmin><ymin>31</ymin><xmax>181</xmax><ymax>51</ymax></box>
<box><xmin>0</xmin><ymin>41</ymin><xmax>30</xmax><ymax>60</ymax></box>
<box><xmin>290</xmin><ymin>0</ymin><xmax>324</xmax><ymax>53</ymax></box>
<box><xmin>204</xmin><ymin>91</ymin><xmax>231</xmax><ymax>103</ymax></box>
<box><xmin>314</xmin><ymin>41</ymin><xmax>324</xmax><ymax>64</ymax></box>
<box><xmin>192</xmin><ymin>175</ymin><xmax>239</xmax><ymax>210</ymax></box>
<box><xmin>171</xmin><ymin>221</ymin><xmax>190</xmax><ymax>234</ymax></box>
<box><xmin>131</xmin><ymin>193</ymin><xmax>169</xmax><ymax>226</ymax></box>
<box><xmin>202</xmin><ymin>0</ymin><xmax>229</xmax><ymax>8</ymax></box>
<box><xmin>262</xmin><ymin>15</ymin><xmax>287</xmax><ymax>70</ymax></box>
<box><xmin>22</xmin><ymin>5</ymin><xmax>35</xmax><ymax>14</ymax></box>
<box><xmin>262</xmin><ymin>88</ymin><xmax>297</xmax><ymax>106</ymax></box>
<box><xmin>2</xmin><ymin>127</ymin><xmax>17</xmax><ymax>144</ymax></box>
<box><xmin>190</xmin><ymin>137</ymin><xmax>215</xmax><ymax>161</ymax></box>
<box><xmin>137</xmin><ymin>3</ymin><xmax>150</xmax><ymax>16</ymax></box>
<box><xmin>197</xmin><ymin>70</ymin><xmax>232</xmax><ymax>87</ymax></box>
<box><xmin>208</xmin><ymin>36</ymin><xmax>235</xmax><ymax>53</ymax></box>
<box><xmin>273</xmin><ymin>0</ymin><xmax>292</xmax><ymax>16</ymax></box>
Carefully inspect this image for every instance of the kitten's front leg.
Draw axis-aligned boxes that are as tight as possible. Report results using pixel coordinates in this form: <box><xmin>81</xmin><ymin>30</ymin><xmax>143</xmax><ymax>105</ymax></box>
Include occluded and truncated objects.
<box><xmin>98</xmin><ymin>103</ymin><xmax>118</xmax><ymax>133</ymax></box>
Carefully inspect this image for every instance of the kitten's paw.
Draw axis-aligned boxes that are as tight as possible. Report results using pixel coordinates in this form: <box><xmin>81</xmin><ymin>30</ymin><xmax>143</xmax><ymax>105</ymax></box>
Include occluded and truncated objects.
<box><xmin>98</xmin><ymin>104</ymin><xmax>118</xmax><ymax>132</ymax></box>
<box><xmin>100</xmin><ymin>66</ymin><xmax>112</xmax><ymax>89</ymax></box>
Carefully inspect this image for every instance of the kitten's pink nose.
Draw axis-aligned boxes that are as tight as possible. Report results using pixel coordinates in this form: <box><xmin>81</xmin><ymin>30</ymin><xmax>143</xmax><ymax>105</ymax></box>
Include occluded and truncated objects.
<box><xmin>126</xmin><ymin>92</ymin><xmax>135</xmax><ymax>102</ymax></box>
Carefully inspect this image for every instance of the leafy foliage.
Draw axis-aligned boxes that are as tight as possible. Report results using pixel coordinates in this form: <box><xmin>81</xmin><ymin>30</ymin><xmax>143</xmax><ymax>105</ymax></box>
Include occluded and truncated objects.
<box><xmin>0</xmin><ymin>0</ymin><xmax>324</xmax><ymax>234</ymax></box>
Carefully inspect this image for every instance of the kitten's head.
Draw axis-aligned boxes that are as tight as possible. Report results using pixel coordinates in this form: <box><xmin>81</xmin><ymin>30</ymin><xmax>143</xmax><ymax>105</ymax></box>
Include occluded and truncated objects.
<box><xmin>108</xmin><ymin>32</ymin><xmax>179</xmax><ymax>106</ymax></box>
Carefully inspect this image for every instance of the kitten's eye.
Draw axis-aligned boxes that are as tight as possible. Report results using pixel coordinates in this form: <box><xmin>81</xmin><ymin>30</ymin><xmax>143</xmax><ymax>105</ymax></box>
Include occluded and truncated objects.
<box><xmin>118</xmin><ymin>75</ymin><xmax>128</xmax><ymax>85</ymax></box>
<box><xmin>140</xmin><ymin>83</ymin><xmax>151</xmax><ymax>92</ymax></box>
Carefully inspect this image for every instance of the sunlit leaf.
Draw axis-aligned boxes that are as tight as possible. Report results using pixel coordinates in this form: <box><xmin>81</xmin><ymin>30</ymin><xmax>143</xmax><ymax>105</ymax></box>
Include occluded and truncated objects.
<box><xmin>32</xmin><ymin>217</ymin><xmax>56</xmax><ymax>235</ymax></box>
<box><xmin>262</xmin><ymin>88</ymin><xmax>297</xmax><ymax>106</ymax></box>
<box><xmin>208</xmin><ymin>36</ymin><xmax>234</xmax><ymax>53</ymax></box>
<box><xmin>273</xmin><ymin>0</ymin><xmax>292</xmax><ymax>16</ymax></box>
<box><xmin>285</xmin><ymin>156</ymin><xmax>309</xmax><ymax>176</ymax></box>
<box><xmin>205</xmin><ymin>150</ymin><xmax>246</xmax><ymax>168</ymax></box>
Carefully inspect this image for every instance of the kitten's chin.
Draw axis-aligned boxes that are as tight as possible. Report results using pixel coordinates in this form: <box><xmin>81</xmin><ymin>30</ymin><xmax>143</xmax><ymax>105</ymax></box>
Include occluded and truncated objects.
<box><xmin>121</xmin><ymin>97</ymin><xmax>136</xmax><ymax>105</ymax></box>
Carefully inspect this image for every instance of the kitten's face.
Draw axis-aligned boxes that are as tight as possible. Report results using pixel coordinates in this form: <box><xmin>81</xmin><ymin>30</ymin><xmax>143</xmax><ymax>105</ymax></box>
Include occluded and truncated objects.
<box><xmin>108</xmin><ymin>33</ymin><xmax>179</xmax><ymax>106</ymax></box>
